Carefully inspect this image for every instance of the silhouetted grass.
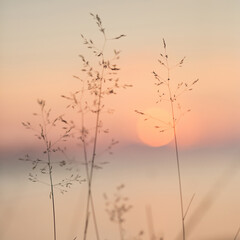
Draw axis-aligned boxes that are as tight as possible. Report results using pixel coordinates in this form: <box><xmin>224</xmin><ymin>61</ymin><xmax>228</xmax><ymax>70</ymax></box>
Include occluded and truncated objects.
<box><xmin>136</xmin><ymin>39</ymin><xmax>198</xmax><ymax>240</ymax></box>
<box><xmin>18</xmin><ymin>12</ymin><xmax>240</xmax><ymax>240</ymax></box>
<box><xmin>20</xmin><ymin>99</ymin><xmax>83</xmax><ymax>240</ymax></box>
<box><xmin>61</xmin><ymin>13</ymin><xmax>132</xmax><ymax>240</ymax></box>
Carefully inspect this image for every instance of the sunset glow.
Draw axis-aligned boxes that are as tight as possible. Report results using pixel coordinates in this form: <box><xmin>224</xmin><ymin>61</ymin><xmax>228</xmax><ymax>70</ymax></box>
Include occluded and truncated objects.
<box><xmin>1</xmin><ymin>1</ymin><xmax>240</xmax><ymax>240</ymax></box>
<box><xmin>137</xmin><ymin>107</ymin><xmax>173</xmax><ymax>147</ymax></box>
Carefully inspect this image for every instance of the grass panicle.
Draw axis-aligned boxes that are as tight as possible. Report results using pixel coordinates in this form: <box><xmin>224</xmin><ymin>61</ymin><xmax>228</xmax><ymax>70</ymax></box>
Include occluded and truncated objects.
<box><xmin>104</xmin><ymin>184</ymin><xmax>132</xmax><ymax>240</ymax></box>
<box><xmin>136</xmin><ymin>39</ymin><xmax>198</xmax><ymax>240</ymax></box>
<box><xmin>61</xmin><ymin>13</ymin><xmax>132</xmax><ymax>240</ymax></box>
<box><xmin>20</xmin><ymin>99</ymin><xmax>83</xmax><ymax>240</ymax></box>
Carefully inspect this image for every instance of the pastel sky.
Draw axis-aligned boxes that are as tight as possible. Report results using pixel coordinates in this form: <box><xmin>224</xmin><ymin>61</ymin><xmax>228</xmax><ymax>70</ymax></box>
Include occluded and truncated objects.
<box><xmin>1</xmin><ymin>1</ymin><xmax>240</xmax><ymax>240</ymax></box>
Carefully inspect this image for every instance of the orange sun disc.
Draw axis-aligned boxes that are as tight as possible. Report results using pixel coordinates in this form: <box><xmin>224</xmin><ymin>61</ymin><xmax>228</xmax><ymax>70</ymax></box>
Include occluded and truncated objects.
<box><xmin>137</xmin><ymin>107</ymin><xmax>173</xmax><ymax>147</ymax></box>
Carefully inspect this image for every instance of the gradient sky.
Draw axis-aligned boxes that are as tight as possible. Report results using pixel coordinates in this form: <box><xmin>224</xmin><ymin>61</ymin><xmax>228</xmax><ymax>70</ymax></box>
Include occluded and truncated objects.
<box><xmin>1</xmin><ymin>1</ymin><xmax>240</xmax><ymax>240</ymax></box>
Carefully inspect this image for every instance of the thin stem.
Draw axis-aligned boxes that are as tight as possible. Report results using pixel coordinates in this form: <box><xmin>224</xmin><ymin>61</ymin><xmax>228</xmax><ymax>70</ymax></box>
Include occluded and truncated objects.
<box><xmin>234</xmin><ymin>226</ymin><xmax>240</xmax><ymax>240</ymax></box>
<box><xmin>183</xmin><ymin>193</ymin><xmax>195</xmax><ymax>220</ymax></box>
<box><xmin>83</xmin><ymin>35</ymin><xmax>106</xmax><ymax>240</ymax></box>
<box><xmin>172</xmin><ymin>106</ymin><xmax>185</xmax><ymax>240</ymax></box>
<box><xmin>117</xmin><ymin>210</ymin><xmax>124</xmax><ymax>240</ymax></box>
<box><xmin>41</xmin><ymin>108</ymin><xmax>57</xmax><ymax>240</ymax></box>
<box><xmin>143</xmin><ymin>112</ymin><xmax>172</xmax><ymax>127</ymax></box>
<box><xmin>47</xmin><ymin>150</ymin><xmax>57</xmax><ymax>240</ymax></box>
<box><xmin>81</xmin><ymin>83</ymin><xmax>100</xmax><ymax>240</ymax></box>
<box><xmin>146</xmin><ymin>205</ymin><xmax>156</xmax><ymax>240</ymax></box>
<box><xmin>83</xmin><ymin>75</ymin><xmax>103</xmax><ymax>240</ymax></box>
<box><xmin>164</xmin><ymin>47</ymin><xmax>185</xmax><ymax>240</ymax></box>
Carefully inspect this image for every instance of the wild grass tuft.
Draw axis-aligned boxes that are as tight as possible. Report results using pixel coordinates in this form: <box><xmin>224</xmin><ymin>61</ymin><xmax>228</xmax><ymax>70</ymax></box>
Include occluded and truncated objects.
<box><xmin>104</xmin><ymin>184</ymin><xmax>133</xmax><ymax>240</ymax></box>
<box><xmin>61</xmin><ymin>13</ymin><xmax>132</xmax><ymax>240</ymax></box>
<box><xmin>20</xmin><ymin>99</ymin><xmax>83</xmax><ymax>240</ymax></box>
<box><xmin>136</xmin><ymin>39</ymin><xmax>198</xmax><ymax>240</ymax></box>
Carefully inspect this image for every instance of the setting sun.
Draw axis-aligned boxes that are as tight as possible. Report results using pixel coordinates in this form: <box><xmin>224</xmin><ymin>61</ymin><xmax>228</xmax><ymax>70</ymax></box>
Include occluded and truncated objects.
<box><xmin>1</xmin><ymin>1</ymin><xmax>240</xmax><ymax>240</ymax></box>
<box><xmin>137</xmin><ymin>107</ymin><xmax>173</xmax><ymax>147</ymax></box>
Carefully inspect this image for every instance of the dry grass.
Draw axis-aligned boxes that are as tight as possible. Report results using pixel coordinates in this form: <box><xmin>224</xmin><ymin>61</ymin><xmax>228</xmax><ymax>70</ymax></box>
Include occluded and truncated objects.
<box><xmin>61</xmin><ymin>13</ymin><xmax>132</xmax><ymax>240</ymax></box>
<box><xmin>20</xmin><ymin>99</ymin><xmax>83</xmax><ymax>240</ymax></box>
<box><xmin>136</xmin><ymin>39</ymin><xmax>199</xmax><ymax>240</ymax></box>
<box><xmin>19</xmin><ymin>13</ymin><xmax>240</xmax><ymax>240</ymax></box>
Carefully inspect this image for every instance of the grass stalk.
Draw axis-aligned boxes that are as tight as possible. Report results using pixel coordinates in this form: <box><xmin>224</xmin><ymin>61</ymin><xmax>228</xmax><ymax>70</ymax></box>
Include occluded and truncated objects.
<box><xmin>41</xmin><ymin>104</ymin><xmax>57</xmax><ymax>240</ymax></box>
<box><xmin>164</xmin><ymin>45</ymin><xmax>185</xmax><ymax>240</ymax></box>
<box><xmin>136</xmin><ymin>39</ymin><xmax>198</xmax><ymax>240</ymax></box>
<box><xmin>104</xmin><ymin>185</ymin><xmax>132</xmax><ymax>240</ymax></box>
<box><xmin>234</xmin><ymin>226</ymin><xmax>240</xmax><ymax>240</ymax></box>
<box><xmin>69</xmin><ymin>13</ymin><xmax>130</xmax><ymax>239</ymax></box>
<box><xmin>83</xmin><ymin>30</ymin><xmax>107</xmax><ymax>240</ymax></box>
<box><xmin>79</xmin><ymin>79</ymin><xmax>100</xmax><ymax>240</ymax></box>
<box><xmin>117</xmin><ymin>216</ymin><xmax>124</xmax><ymax>240</ymax></box>
<box><xmin>47</xmin><ymin>150</ymin><xmax>57</xmax><ymax>240</ymax></box>
<box><xmin>21</xmin><ymin>99</ymin><xmax>82</xmax><ymax>240</ymax></box>
<box><xmin>146</xmin><ymin>205</ymin><xmax>156</xmax><ymax>240</ymax></box>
